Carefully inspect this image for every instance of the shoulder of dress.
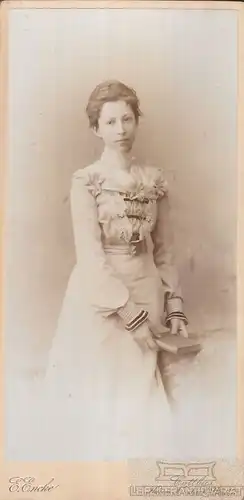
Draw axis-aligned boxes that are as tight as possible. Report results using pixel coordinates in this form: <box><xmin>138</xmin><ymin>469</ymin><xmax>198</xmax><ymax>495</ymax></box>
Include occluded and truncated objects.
<box><xmin>71</xmin><ymin>162</ymin><xmax>105</xmax><ymax>197</ymax></box>
<box><xmin>72</xmin><ymin>161</ymin><xmax>100</xmax><ymax>179</ymax></box>
<box><xmin>137</xmin><ymin>163</ymin><xmax>168</xmax><ymax>199</ymax></box>
<box><xmin>136</xmin><ymin>162</ymin><xmax>163</xmax><ymax>176</ymax></box>
<box><xmin>140</xmin><ymin>162</ymin><xmax>164</xmax><ymax>175</ymax></box>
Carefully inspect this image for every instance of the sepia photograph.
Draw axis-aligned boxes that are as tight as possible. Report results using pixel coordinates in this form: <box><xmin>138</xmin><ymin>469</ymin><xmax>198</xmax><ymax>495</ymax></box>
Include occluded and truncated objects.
<box><xmin>2</xmin><ymin>2</ymin><xmax>239</xmax><ymax>465</ymax></box>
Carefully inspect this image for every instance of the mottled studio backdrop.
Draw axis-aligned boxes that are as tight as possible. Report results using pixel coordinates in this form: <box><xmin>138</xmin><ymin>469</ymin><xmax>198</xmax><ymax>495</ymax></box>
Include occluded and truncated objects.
<box><xmin>4</xmin><ymin>8</ymin><xmax>237</xmax><ymax>375</ymax></box>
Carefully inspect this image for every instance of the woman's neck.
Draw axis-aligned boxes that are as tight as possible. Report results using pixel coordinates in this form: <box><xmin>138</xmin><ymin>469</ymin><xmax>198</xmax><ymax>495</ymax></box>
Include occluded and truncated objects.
<box><xmin>100</xmin><ymin>147</ymin><xmax>134</xmax><ymax>171</ymax></box>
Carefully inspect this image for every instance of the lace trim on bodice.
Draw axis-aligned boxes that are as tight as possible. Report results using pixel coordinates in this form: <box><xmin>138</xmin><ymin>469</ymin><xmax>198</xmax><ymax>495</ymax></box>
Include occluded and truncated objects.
<box><xmin>83</xmin><ymin>167</ymin><xmax>168</xmax><ymax>201</ymax></box>
<box><xmin>75</xmin><ymin>164</ymin><xmax>168</xmax><ymax>246</ymax></box>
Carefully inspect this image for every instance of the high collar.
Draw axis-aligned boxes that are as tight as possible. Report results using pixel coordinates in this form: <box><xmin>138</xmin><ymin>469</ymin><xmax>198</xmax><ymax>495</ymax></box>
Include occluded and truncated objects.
<box><xmin>100</xmin><ymin>148</ymin><xmax>136</xmax><ymax>172</ymax></box>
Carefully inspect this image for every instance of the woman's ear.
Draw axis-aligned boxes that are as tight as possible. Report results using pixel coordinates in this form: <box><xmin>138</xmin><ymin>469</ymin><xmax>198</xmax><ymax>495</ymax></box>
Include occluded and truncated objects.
<box><xmin>92</xmin><ymin>126</ymin><xmax>102</xmax><ymax>139</ymax></box>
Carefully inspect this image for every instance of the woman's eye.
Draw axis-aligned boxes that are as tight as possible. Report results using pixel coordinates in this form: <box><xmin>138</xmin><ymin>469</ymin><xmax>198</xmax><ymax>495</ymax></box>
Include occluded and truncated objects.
<box><xmin>107</xmin><ymin>119</ymin><xmax>115</xmax><ymax>125</ymax></box>
<box><xmin>123</xmin><ymin>116</ymin><xmax>132</xmax><ymax>122</ymax></box>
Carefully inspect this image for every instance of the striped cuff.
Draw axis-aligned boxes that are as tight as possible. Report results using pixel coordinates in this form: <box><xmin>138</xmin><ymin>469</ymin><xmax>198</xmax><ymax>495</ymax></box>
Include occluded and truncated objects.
<box><xmin>165</xmin><ymin>311</ymin><xmax>188</xmax><ymax>328</ymax></box>
<box><xmin>117</xmin><ymin>300</ymin><xmax>149</xmax><ymax>332</ymax></box>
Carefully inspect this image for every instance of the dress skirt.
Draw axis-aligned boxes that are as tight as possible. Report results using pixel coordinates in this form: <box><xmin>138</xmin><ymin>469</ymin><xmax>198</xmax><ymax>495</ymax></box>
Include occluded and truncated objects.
<box><xmin>36</xmin><ymin>249</ymin><xmax>178</xmax><ymax>460</ymax></box>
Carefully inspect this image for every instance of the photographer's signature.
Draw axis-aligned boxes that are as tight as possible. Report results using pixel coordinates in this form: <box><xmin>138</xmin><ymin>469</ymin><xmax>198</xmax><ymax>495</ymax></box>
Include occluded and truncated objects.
<box><xmin>9</xmin><ymin>476</ymin><xmax>59</xmax><ymax>493</ymax></box>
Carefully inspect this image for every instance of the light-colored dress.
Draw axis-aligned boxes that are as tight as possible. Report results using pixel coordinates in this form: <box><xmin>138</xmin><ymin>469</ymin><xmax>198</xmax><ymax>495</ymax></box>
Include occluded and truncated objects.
<box><xmin>39</xmin><ymin>158</ymin><xmax>185</xmax><ymax>460</ymax></box>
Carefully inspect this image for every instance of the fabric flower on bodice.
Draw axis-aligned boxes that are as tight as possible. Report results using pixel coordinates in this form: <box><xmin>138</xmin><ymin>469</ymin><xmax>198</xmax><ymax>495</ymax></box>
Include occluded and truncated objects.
<box><xmin>146</xmin><ymin>167</ymin><xmax>168</xmax><ymax>200</ymax></box>
<box><xmin>153</xmin><ymin>171</ymin><xmax>168</xmax><ymax>199</ymax></box>
<box><xmin>123</xmin><ymin>182</ymin><xmax>149</xmax><ymax>203</ymax></box>
<box><xmin>85</xmin><ymin>172</ymin><xmax>105</xmax><ymax>198</ymax></box>
<box><xmin>119</xmin><ymin>165</ymin><xmax>168</xmax><ymax>202</ymax></box>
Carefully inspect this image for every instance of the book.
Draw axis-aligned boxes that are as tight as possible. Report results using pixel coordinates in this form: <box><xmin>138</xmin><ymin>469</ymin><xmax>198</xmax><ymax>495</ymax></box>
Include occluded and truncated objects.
<box><xmin>155</xmin><ymin>333</ymin><xmax>202</xmax><ymax>355</ymax></box>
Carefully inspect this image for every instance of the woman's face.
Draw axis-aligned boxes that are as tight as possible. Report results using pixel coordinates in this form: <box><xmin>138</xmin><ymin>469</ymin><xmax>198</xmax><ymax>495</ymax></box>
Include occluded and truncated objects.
<box><xmin>95</xmin><ymin>100</ymin><xmax>137</xmax><ymax>152</ymax></box>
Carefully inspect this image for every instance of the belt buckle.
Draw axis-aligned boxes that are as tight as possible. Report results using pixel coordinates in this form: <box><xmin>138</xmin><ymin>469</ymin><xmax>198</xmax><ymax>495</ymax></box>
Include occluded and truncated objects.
<box><xmin>129</xmin><ymin>239</ymin><xmax>144</xmax><ymax>256</ymax></box>
<box><xmin>129</xmin><ymin>232</ymin><xmax>146</xmax><ymax>256</ymax></box>
<box><xmin>129</xmin><ymin>244</ymin><xmax>137</xmax><ymax>256</ymax></box>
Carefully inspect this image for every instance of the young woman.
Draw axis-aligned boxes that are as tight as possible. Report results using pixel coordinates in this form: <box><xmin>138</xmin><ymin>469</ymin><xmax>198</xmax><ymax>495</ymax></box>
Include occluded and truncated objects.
<box><xmin>41</xmin><ymin>80</ymin><xmax>189</xmax><ymax>460</ymax></box>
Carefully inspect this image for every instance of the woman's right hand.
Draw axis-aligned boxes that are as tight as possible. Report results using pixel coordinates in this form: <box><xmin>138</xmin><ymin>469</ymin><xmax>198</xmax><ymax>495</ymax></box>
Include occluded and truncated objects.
<box><xmin>132</xmin><ymin>322</ymin><xmax>159</xmax><ymax>352</ymax></box>
<box><xmin>147</xmin><ymin>318</ymin><xmax>169</xmax><ymax>338</ymax></box>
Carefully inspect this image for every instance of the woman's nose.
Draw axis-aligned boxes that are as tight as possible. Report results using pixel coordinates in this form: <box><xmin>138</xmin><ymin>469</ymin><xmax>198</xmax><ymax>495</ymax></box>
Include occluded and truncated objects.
<box><xmin>116</xmin><ymin>120</ymin><xmax>125</xmax><ymax>133</ymax></box>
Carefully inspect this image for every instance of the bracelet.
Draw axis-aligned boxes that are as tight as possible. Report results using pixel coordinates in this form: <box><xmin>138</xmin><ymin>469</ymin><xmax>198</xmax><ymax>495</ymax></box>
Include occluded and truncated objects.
<box><xmin>125</xmin><ymin>310</ymin><xmax>149</xmax><ymax>332</ymax></box>
<box><xmin>165</xmin><ymin>311</ymin><xmax>188</xmax><ymax>328</ymax></box>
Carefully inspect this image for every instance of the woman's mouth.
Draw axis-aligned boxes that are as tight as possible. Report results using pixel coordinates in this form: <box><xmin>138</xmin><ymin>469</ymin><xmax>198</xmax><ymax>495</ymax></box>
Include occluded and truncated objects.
<box><xmin>116</xmin><ymin>138</ymin><xmax>129</xmax><ymax>143</ymax></box>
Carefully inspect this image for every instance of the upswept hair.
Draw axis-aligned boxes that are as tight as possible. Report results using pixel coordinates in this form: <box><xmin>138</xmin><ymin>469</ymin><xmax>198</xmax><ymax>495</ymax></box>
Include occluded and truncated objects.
<box><xmin>86</xmin><ymin>80</ymin><xmax>142</xmax><ymax>129</ymax></box>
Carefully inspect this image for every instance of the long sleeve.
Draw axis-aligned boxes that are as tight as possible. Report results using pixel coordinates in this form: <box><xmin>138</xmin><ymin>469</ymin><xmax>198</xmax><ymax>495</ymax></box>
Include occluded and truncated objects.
<box><xmin>151</xmin><ymin>193</ymin><xmax>187</xmax><ymax>324</ymax></box>
<box><xmin>70</xmin><ymin>169</ymin><xmax>148</xmax><ymax>330</ymax></box>
<box><xmin>151</xmin><ymin>193</ymin><xmax>182</xmax><ymax>298</ymax></box>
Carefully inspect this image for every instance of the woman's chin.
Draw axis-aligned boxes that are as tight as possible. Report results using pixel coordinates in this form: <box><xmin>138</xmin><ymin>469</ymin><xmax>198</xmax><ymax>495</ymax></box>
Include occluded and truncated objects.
<box><xmin>115</xmin><ymin>141</ymin><xmax>133</xmax><ymax>152</ymax></box>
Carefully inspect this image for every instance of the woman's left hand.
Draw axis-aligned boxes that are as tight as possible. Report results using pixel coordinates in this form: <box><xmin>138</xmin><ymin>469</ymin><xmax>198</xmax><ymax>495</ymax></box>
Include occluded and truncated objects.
<box><xmin>147</xmin><ymin>318</ymin><xmax>169</xmax><ymax>339</ymax></box>
<box><xmin>170</xmin><ymin>318</ymin><xmax>188</xmax><ymax>337</ymax></box>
